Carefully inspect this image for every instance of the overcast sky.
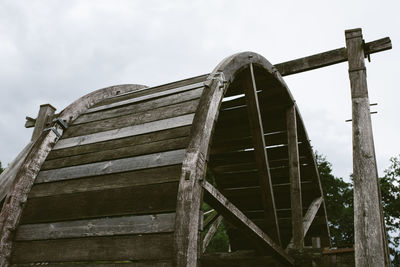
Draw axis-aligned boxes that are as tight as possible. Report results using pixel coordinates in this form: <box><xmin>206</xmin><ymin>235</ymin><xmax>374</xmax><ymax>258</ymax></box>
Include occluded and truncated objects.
<box><xmin>0</xmin><ymin>0</ymin><xmax>399</xmax><ymax>179</ymax></box>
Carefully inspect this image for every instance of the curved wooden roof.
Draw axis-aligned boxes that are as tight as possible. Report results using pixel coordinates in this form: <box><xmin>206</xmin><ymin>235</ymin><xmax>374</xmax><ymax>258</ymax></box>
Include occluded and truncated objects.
<box><xmin>0</xmin><ymin>52</ymin><xmax>329</xmax><ymax>266</ymax></box>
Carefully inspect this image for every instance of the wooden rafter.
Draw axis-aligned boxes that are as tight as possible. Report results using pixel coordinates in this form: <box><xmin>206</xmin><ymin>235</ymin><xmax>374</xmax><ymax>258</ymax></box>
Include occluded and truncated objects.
<box><xmin>275</xmin><ymin>37</ymin><xmax>392</xmax><ymax>76</ymax></box>
<box><xmin>242</xmin><ymin>63</ymin><xmax>281</xmax><ymax>246</ymax></box>
<box><xmin>286</xmin><ymin>105</ymin><xmax>303</xmax><ymax>249</ymax></box>
<box><xmin>202</xmin><ymin>180</ymin><xmax>294</xmax><ymax>266</ymax></box>
<box><xmin>202</xmin><ymin>215</ymin><xmax>223</xmax><ymax>253</ymax></box>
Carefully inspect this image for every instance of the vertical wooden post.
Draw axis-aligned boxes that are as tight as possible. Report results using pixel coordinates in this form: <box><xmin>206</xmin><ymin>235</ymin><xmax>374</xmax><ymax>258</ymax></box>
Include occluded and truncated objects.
<box><xmin>286</xmin><ymin>105</ymin><xmax>304</xmax><ymax>250</ymax></box>
<box><xmin>31</xmin><ymin>104</ymin><xmax>56</xmax><ymax>141</ymax></box>
<box><xmin>345</xmin><ymin>28</ymin><xmax>389</xmax><ymax>267</ymax></box>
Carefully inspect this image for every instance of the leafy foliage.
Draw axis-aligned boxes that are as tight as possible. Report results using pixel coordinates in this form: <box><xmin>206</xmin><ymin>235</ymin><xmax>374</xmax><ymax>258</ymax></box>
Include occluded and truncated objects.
<box><xmin>317</xmin><ymin>153</ymin><xmax>400</xmax><ymax>266</ymax></box>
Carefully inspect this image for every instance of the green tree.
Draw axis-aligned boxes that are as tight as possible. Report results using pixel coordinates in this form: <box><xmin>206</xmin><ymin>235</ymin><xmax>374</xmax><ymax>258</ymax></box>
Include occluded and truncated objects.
<box><xmin>317</xmin><ymin>153</ymin><xmax>400</xmax><ymax>266</ymax></box>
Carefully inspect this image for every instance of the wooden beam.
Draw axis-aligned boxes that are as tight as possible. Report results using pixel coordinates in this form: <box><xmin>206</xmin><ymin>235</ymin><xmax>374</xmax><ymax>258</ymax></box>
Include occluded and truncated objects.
<box><xmin>286</xmin><ymin>105</ymin><xmax>303</xmax><ymax>250</ymax></box>
<box><xmin>275</xmin><ymin>37</ymin><xmax>392</xmax><ymax>76</ymax></box>
<box><xmin>202</xmin><ymin>180</ymin><xmax>294</xmax><ymax>266</ymax></box>
<box><xmin>242</xmin><ymin>63</ymin><xmax>281</xmax><ymax>246</ymax></box>
<box><xmin>31</xmin><ymin>104</ymin><xmax>56</xmax><ymax>141</ymax></box>
<box><xmin>345</xmin><ymin>28</ymin><xmax>390</xmax><ymax>267</ymax></box>
<box><xmin>286</xmin><ymin>197</ymin><xmax>323</xmax><ymax>251</ymax></box>
<box><xmin>202</xmin><ymin>215</ymin><xmax>223</xmax><ymax>253</ymax></box>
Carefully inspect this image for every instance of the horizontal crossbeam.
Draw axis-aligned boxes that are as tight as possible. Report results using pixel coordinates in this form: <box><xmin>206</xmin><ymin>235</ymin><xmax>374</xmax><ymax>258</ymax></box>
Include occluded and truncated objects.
<box><xmin>275</xmin><ymin>37</ymin><xmax>392</xmax><ymax>76</ymax></box>
<box><xmin>202</xmin><ymin>180</ymin><xmax>294</xmax><ymax>266</ymax></box>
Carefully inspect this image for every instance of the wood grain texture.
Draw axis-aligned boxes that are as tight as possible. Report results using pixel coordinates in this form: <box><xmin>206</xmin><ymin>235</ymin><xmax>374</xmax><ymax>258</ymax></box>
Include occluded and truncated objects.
<box><xmin>36</xmin><ymin>149</ymin><xmax>185</xmax><ymax>183</ymax></box>
<box><xmin>31</xmin><ymin>104</ymin><xmax>56</xmax><ymax>141</ymax></box>
<box><xmin>16</xmin><ymin>213</ymin><xmax>175</xmax><ymax>241</ymax></box>
<box><xmin>30</xmin><ymin>165</ymin><xmax>182</xmax><ymax>198</ymax></box>
<box><xmin>12</xmin><ymin>262</ymin><xmax>172</xmax><ymax>267</ymax></box>
<box><xmin>47</xmin><ymin>126</ymin><xmax>191</xmax><ymax>160</ymax></box>
<box><xmin>202</xmin><ymin>215</ymin><xmax>223</xmax><ymax>253</ymax></box>
<box><xmin>75</xmin><ymin>87</ymin><xmax>203</xmax><ymax>125</ymax></box>
<box><xmin>54</xmin><ymin>114</ymin><xmax>195</xmax><ymax>150</ymax></box>
<box><xmin>12</xmin><ymin>234</ymin><xmax>173</xmax><ymax>263</ymax></box>
<box><xmin>345</xmin><ymin>28</ymin><xmax>389</xmax><ymax>267</ymax></box>
<box><xmin>41</xmin><ymin>136</ymin><xmax>189</xmax><ymax>170</ymax></box>
<box><xmin>90</xmin><ymin>74</ymin><xmax>206</xmax><ymax>109</ymax></box>
<box><xmin>64</xmin><ymin>99</ymin><xmax>199</xmax><ymax>138</ymax></box>
<box><xmin>22</xmin><ymin>182</ymin><xmax>179</xmax><ymax>224</ymax></box>
<box><xmin>286</xmin><ymin>105</ymin><xmax>303</xmax><ymax>250</ymax></box>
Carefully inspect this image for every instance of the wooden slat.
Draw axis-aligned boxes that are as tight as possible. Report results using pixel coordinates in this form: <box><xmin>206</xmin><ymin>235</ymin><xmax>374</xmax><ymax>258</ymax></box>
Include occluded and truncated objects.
<box><xmin>22</xmin><ymin>182</ymin><xmax>178</xmax><ymax>224</ymax></box>
<box><xmin>47</xmin><ymin>126</ymin><xmax>190</xmax><ymax>160</ymax></box>
<box><xmin>88</xmin><ymin>81</ymin><xmax>205</xmax><ymax>113</ymax></box>
<box><xmin>42</xmin><ymin>136</ymin><xmax>188</xmax><ymax>170</ymax></box>
<box><xmin>16</xmin><ymin>213</ymin><xmax>175</xmax><ymax>241</ymax></box>
<box><xmin>202</xmin><ymin>180</ymin><xmax>294</xmax><ymax>266</ymax></box>
<box><xmin>30</xmin><ymin>165</ymin><xmax>182</xmax><ymax>198</ymax></box>
<box><xmin>75</xmin><ymin>87</ymin><xmax>203</xmax><ymax>125</ymax></box>
<box><xmin>12</xmin><ymin>234</ymin><xmax>173</xmax><ymax>263</ymax></box>
<box><xmin>64</xmin><ymin>99</ymin><xmax>200</xmax><ymax>138</ymax></box>
<box><xmin>201</xmin><ymin>250</ymin><xmax>280</xmax><ymax>267</ymax></box>
<box><xmin>12</xmin><ymin>262</ymin><xmax>172</xmax><ymax>267</ymax></box>
<box><xmin>275</xmin><ymin>37</ymin><xmax>392</xmax><ymax>76</ymax></box>
<box><xmin>36</xmin><ymin>149</ymin><xmax>185</xmax><ymax>183</ymax></box>
<box><xmin>202</xmin><ymin>215</ymin><xmax>223</xmax><ymax>253</ymax></box>
<box><xmin>54</xmin><ymin>114</ymin><xmax>195</xmax><ymax>150</ymax></box>
<box><xmin>90</xmin><ymin>74</ymin><xmax>206</xmax><ymax>109</ymax></box>
<box><xmin>286</xmin><ymin>105</ymin><xmax>303</xmax><ymax>250</ymax></box>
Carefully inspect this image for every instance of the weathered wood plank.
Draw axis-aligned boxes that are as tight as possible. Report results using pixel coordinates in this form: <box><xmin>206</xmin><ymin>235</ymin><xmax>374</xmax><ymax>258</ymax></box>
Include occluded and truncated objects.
<box><xmin>54</xmin><ymin>114</ymin><xmax>195</xmax><ymax>150</ymax></box>
<box><xmin>302</xmin><ymin>197</ymin><xmax>323</xmax><ymax>237</ymax></box>
<box><xmin>30</xmin><ymin>165</ymin><xmax>182</xmax><ymax>198</ymax></box>
<box><xmin>42</xmin><ymin>136</ymin><xmax>189</xmax><ymax>170</ymax></box>
<box><xmin>12</xmin><ymin>262</ymin><xmax>172</xmax><ymax>267</ymax></box>
<box><xmin>75</xmin><ymin>87</ymin><xmax>203</xmax><ymax>125</ymax></box>
<box><xmin>345</xmin><ymin>28</ymin><xmax>389</xmax><ymax>267</ymax></box>
<box><xmin>90</xmin><ymin>75</ymin><xmax>206</xmax><ymax>109</ymax></box>
<box><xmin>202</xmin><ymin>215</ymin><xmax>223</xmax><ymax>253</ymax></box>
<box><xmin>12</xmin><ymin>234</ymin><xmax>173</xmax><ymax>263</ymax></box>
<box><xmin>31</xmin><ymin>104</ymin><xmax>56</xmax><ymax>141</ymax></box>
<box><xmin>275</xmin><ymin>37</ymin><xmax>392</xmax><ymax>76</ymax></box>
<box><xmin>47</xmin><ymin>126</ymin><xmax>191</xmax><ymax>160</ymax></box>
<box><xmin>201</xmin><ymin>250</ymin><xmax>280</xmax><ymax>267</ymax></box>
<box><xmin>286</xmin><ymin>105</ymin><xmax>303</xmax><ymax>250</ymax></box>
<box><xmin>22</xmin><ymin>182</ymin><xmax>179</xmax><ymax>224</ymax></box>
<box><xmin>64</xmin><ymin>99</ymin><xmax>200</xmax><ymax>138</ymax></box>
<box><xmin>36</xmin><ymin>149</ymin><xmax>185</xmax><ymax>183</ymax></box>
<box><xmin>202</xmin><ymin>180</ymin><xmax>294</xmax><ymax>266</ymax></box>
<box><xmin>16</xmin><ymin>213</ymin><xmax>175</xmax><ymax>241</ymax></box>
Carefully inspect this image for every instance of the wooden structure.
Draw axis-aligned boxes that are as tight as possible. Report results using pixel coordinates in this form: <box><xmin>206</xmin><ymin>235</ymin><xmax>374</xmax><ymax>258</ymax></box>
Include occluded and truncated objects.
<box><xmin>0</xmin><ymin>28</ymin><xmax>392</xmax><ymax>267</ymax></box>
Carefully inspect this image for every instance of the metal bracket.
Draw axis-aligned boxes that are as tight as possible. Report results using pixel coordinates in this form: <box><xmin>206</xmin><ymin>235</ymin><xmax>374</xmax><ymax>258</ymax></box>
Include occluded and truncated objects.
<box><xmin>206</xmin><ymin>72</ymin><xmax>227</xmax><ymax>88</ymax></box>
<box><xmin>43</xmin><ymin>127</ymin><xmax>61</xmax><ymax>137</ymax></box>
<box><xmin>52</xmin><ymin>118</ymin><xmax>68</xmax><ymax>130</ymax></box>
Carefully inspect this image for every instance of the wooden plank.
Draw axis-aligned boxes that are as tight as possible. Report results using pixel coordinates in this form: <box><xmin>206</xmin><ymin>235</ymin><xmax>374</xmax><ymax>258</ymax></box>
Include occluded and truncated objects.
<box><xmin>345</xmin><ymin>28</ymin><xmax>389</xmax><ymax>267</ymax></box>
<box><xmin>202</xmin><ymin>180</ymin><xmax>294</xmax><ymax>266</ymax></box>
<box><xmin>54</xmin><ymin>114</ymin><xmax>195</xmax><ymax>150</ymax></box>
<box><xmin>22</xmin><ymin>182</ymin><xmax>179</xmax><ymax>224</ymax></box>
<box><xmin>75</xmin><ymin>87</ymin><xmax>203</xmax><ymax>125</ymax></box>
<box><xmin>90</xmin><ymin>75</ymin><xmax>206</xmax><ymax>109</ymax></box>
<box><xmin>16</xmin><ymin>213</ymin><xmax>175</xmax><ymax>241</ymax></box>
<box><xmin>12</xmin><ymin>262</ymin><xmax>172</xmax><ymax>267</ymax></box>
<box><xmin>30</xmin><ymin>165</ymin><xmax>182</xmax><ymax>198</ymax></box>
<box><xmin>201</xmin><ymin>250</ymin><xmax>280</xmax><ymax>267</ymax></box>
<box><xmin>286</xmin><ymin>105</ymin><xmax>303</xmax><ymax>250</ymax></box>
<box><xmin>47</xmin><ymin>125</ymin><xmax>191</xmax><ymax>160</ymax></box>
<box><xmin>202</xmin><ymin>215</ymin><xmax>223</xmax><ymax>253</ymax></box>
<box><xmin>11</xmin><ymin>234</ymin><xmax>173</xmax><ymax>263</ymax></box>
<box><xmin>64</xmin><ymin>99</ymin><xmax>200</xmax><ymax>138</ymax></box>
<box><xmin>41</xmin><ymin>136</ymin><xmax>189</xmax><ymax>170</ymax></box>
<box><xmin>0</xmin><ymin>84</ymin><xmax>148</xmax><ymax>266</ymax></box>
<box><xmin>275</xmin><ymin>37</ymin><xmax>392</xmax><ymax>76</ymax></box>
<box><xmin>36</xmin><ymin>149</ymin><xmax>185</xmax><ymax>183</ymax></box>
<box><xmin>31</xmin><ymin>104</ymin><xmax>56</xmax><ymax>141</ymax></box>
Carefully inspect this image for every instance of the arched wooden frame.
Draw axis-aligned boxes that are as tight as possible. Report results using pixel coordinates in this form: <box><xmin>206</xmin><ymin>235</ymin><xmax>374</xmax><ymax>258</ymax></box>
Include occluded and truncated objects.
<box><xmin>0</xmin><ymin>84</ymin><xmax>148</xmax><ymax>266</ymax></box>
<box><xmin>173</xmin><ymin>52</ymin><xmax>323</xmax><ymax>266</ymax></box>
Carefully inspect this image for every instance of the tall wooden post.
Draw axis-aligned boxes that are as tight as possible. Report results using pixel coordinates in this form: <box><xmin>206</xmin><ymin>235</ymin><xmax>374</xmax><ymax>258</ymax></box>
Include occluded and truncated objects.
<box><xmin>286</xmin><ymin>105</ymin><xmax>304</xmax><ymax>250</ymax></box>
<box><xmin>31</xmin><ymin>104</ymin><xmax>56</xmax><ymax>141</ymax></box>
<box><xmin>345</xmin><ymin>28</ymin><xmax>389</xmax><ymax>267</ymax></box>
